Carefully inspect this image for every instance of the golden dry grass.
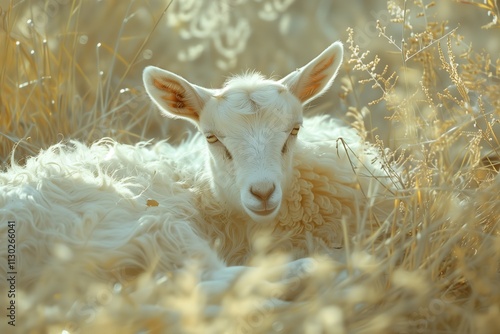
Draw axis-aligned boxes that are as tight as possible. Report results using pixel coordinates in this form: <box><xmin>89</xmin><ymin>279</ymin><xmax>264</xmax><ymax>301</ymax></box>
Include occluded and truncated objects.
<box><xmin>1</xmin><ymin>0</ymin><xmax>500</xmax><ymax>333</ymax></box>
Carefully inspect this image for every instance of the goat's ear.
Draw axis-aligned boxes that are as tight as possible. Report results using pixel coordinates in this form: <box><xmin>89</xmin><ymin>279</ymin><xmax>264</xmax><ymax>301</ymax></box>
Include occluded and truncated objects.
<box><xmin>143</xmin><ymin>66</ymin><xmax>212</xmax><ymax>123</ymax></box>
<box><xmin>280</xmin><ymin>41</ymin><xmax>343</xmax><ymax>105</ymax></box>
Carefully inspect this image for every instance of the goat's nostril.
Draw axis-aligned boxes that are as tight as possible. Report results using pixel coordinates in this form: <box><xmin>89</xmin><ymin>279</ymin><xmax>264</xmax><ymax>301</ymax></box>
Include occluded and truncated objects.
<box><xmin>250</xmin><ymin>183</ymin><xmax>276</xmax><ymax>201</ymax></box>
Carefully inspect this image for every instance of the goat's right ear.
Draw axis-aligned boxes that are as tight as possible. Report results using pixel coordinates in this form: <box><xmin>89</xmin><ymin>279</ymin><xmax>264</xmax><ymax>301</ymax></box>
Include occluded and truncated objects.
<box><xmin>143</xmin><ymin>66</ymin><xmax>212</xmax><ymax>123</ymax></box>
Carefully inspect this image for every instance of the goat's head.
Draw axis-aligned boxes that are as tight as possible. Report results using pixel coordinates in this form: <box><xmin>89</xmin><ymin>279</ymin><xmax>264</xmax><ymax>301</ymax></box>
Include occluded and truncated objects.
<box><xmin>143</xmin><ymin>42</ymin><xmax>343</xmax><ymax>223</ymax></box>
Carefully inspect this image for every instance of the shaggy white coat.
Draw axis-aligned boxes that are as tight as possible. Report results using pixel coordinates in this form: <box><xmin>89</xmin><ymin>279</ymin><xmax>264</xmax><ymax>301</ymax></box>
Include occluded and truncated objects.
<box><xmin>0</xmin><ymin>42</ymin><xmax>396</xmax><ymax>293</ymax></box>
<box><xmin>0</xmin><ymin>115</ymin><xmax>394</xmax><ymax>289</ymax></box>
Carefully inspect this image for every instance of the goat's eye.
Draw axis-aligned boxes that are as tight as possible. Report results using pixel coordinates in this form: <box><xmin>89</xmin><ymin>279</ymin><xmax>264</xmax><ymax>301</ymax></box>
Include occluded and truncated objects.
<box><xmin>206</xmin><ymin>135</ymin><xmax>219</xmax><ymax>143</ymax></box>
<box><xmin>282</xmin><ymin>126</ymin><xmax>300</xmax><ymax>154</ymax></box>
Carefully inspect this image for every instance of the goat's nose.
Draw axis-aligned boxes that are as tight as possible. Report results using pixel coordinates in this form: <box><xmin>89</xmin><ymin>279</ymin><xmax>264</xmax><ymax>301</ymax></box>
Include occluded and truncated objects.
<box><xmin>250</xmin><ymin>182</ymin><xmax>276</xmax><ymax>202</ymax></box>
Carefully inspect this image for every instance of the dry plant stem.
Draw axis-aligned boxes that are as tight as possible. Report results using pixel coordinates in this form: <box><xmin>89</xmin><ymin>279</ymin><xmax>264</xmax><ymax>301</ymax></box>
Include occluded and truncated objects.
<box><xmin>111</xmin><ymin>0</ymin><xmax>174</xmax><ymax>99</ymax></box>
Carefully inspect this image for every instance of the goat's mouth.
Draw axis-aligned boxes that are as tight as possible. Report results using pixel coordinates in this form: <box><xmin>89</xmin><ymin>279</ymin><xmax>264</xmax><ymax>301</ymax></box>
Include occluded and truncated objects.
<box><xmin>249</xmin><ymin>207</ymin><xmax>278</xmax><ymax>216</ymax></box>
<box><xmin>244</xmin><ymin>202</ymin><xmax>281</xmax><ymax>220</ymax></box>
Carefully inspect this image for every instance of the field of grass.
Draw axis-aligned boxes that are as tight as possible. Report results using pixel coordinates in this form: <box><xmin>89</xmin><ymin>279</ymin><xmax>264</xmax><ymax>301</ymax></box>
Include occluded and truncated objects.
<box><xmin>1</xmin><ymin>0</ymin><xmax>499</xmax><ymax>333</ymax></box>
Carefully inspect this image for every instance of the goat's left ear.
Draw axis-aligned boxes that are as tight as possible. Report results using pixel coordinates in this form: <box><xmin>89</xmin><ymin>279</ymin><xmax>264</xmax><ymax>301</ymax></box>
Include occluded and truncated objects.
<box><xmin>143</xmin><ymin>66</ymin><xmax>213</xmax><ymax>124</ymax></box>
<box><xmin>280</xmin><ymin>41</ymin><xmax>343</xmax><ymax>105</ymax></box>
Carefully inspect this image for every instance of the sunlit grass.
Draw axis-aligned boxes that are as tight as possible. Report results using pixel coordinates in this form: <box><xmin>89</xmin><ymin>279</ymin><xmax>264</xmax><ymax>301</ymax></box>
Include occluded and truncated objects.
<box><xmin>1</xmin><ymin>0</ymin><xmax>499</xmax><ymax>333</ymax></box>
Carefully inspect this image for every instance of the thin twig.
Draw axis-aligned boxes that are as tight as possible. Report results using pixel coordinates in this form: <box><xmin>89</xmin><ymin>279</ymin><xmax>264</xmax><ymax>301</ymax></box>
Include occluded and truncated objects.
<box><xmin>405</xmin><ymin>27</ymin><xmax>459</xmax><ymax>62</ymax></box>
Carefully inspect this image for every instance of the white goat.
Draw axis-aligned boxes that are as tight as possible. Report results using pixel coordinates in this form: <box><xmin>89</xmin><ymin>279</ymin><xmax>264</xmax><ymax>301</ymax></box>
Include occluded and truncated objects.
<box><xmin>144</xmin><ymin>41</ymin><xmax>344</xmax><ymax>223</ymax></box>
<box><xmin>143</xmin><ymin>41</ymin><xmax>394</xmax><ymax>264</ymax></box>
<box><xmin>0</xmin><ymin>42</ymin><xmax>395</xmax><ymax>308</ymax></box>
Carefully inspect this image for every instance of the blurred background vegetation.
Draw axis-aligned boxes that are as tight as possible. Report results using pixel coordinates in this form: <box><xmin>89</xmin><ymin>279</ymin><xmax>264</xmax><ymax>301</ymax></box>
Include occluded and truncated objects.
<box><xmin>1</xmin><ymin>0</ymin><xmax>498</xmax><ymax>166</ymax></box>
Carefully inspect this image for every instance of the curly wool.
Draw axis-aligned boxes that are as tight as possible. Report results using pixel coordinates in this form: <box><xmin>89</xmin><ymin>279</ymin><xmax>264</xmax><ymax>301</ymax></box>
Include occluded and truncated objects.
<box><xmin>0</xmin><ymin>115</ymin><xmax>395</xmax><ymax>288</ymax></box>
